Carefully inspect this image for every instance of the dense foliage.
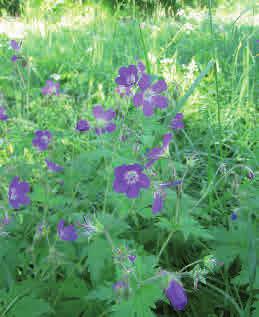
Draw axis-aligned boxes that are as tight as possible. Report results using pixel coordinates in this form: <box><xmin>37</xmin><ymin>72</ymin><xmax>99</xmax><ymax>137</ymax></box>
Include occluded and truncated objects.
<box><xmin>0</xmin><ymin>1</ymin><xmax>258</xmax><ymax>317</ymax></box>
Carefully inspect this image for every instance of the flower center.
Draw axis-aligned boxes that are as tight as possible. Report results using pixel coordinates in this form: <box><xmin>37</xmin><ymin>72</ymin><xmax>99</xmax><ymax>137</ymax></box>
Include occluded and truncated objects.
<box><xmin>127</xmin><ymin>74</ymin><xmax>136</xmax><ymax>86</ymax></box>
<box><xmin>125</xmin><ymin>171</ymin><xmax>139</xmax><ymax>184</ymax></box>
<box><xmin>41</xmin><ymin>136</ymin><xmax>49</xmax><ymax>144</ymax></box>
<box><xmin>96</xmin><ymin>118</ymin><xmax>107</xmax><ymax>128</ymax></box>
<box><xmin>144</xmin><ymin>88</ymin><xmax>155</xmax><ymax>102</ymax></box>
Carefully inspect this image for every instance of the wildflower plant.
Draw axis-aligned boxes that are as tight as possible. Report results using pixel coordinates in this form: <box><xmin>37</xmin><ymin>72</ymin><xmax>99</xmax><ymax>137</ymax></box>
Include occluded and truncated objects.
<box><xmin>1</xmin><ymin>26</ymin><xmax>255</xmax><ymax>317</ymax></box>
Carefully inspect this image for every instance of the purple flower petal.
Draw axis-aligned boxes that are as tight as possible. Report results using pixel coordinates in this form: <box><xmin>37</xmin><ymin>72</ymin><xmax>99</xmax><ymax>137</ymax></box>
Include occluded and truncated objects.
<box><xmin>0</xmin><ymin>106</ymin><xmax>8</xmax><ymax>121</ymax></box>
<box><xmin>151</xmin><ymin>80</ymin><xmax>167</xmax><ymax>93</ymax></box>
<box><xmin>152</xmin><ymin>192</ymin><xmax>164</xmax><ymax>214</ymax></box>
<box><xmin>103</xmin><ymin>109</ymin><xmax>116</xmax><ymax>121</ymax></box>
<box><xmin>45</xmin><ymin>159</ymin><xmax>64</xmax><ymax>172</ymax></box>
<box><xmin>165</xmin><ymin>279</ymin><xmax>188</xmax><ymax>311</ymax></box>
<box><xmin>152</xmin><ymin>95</ymin><xmax>168</xmax><ymax>108</ymax></box>
<box><xmin>126</xmin><ymin>185</ymin><xmax>141</xmax><ymax>198</ymax></box>
<box><xmin>105</xmin><ymin>122</ymin><xmax>116</xmax><ymax>133</ymax></box>
<box><xmin>93</xmin><ymin>105</ymin><xmax>106</xmax><ymax>120</ymax></box>
<box><xmin>76</xmin><ymin>119</ymin><xmax>90</xmax><ymax>132</ymax></box>
<box><xmin>128</xmin><ymin>255</ymin><xmax>136</xmax><ymax>263</ymax></box>
<box><xmin>162</xmin><ymin>133</ymin><xmax>172</xmax><ymax>148</ymax></box>
<box><xmin>133</xmin><ymin>92</ymin><xmax>144</xmax><ymax>107</ymax></box>
<box><xmin>143</xmin><ymin>101</ymin><xmax>154</xmax><ymax>116</ymax></box>
<box><xmin>138</xmin><ymin>74</ymin><xmax>151</xmax><ymax>91</ymax></box>
<box><xmin>10</xmin><ymin>40</ymin><xmax>20</xmax><ymax>51</ymax></box>
<box><xmin>139</xmin><ymin>174</ymin><xmax>150</xmax><ymax>188</ymax></box>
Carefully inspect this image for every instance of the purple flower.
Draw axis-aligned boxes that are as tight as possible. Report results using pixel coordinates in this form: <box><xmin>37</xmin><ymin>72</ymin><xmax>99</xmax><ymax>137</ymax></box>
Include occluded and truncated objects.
<box><xmin>160</xmin><ymin>180</ymin><xmax>182</xmax><ymax>188</ymax></box>
<box><xmin>11</xmin><ymin>55</ymin><xmax>19</xmax><ymax>62</ymax></box>
<box><xmin>113</xmin><ymin>164</ymin><xmax>150</xmax><ymax>198</ymax></box>
<box><xmin>32</xmin><ymin>130</ymin><xmax>52</xmax><ymax>151</ymax></box>
<box><xmin>137</xmin><ymin>61</ymin><xmax>145</xmax><ymax>74</ymax></box>
<box><xmin>165</xmin><ymin>279</ymin><xmax>188</xmax><ymax>311</ymax></box>
<box><xmin>10</xmin><ymin>40</ymin><xmax>20</xmax><ymax>51</ymax></box>
<box><xmin>231</xmin><ymin>212</ymin><xmax>238</xmax><ymax>221</ymax></box>
<box><xmin>1</xmin><ymin>213</ymin><xmax>11</xmax><ymax>225</ymax></box>
<box><xmin>115</xmin><ymin>65</ymin><xmax>138</xmax><ymax>87</ymax></box>
<box><xmin>45</xmin><ymin>159</ymin><xmax>64</xmax><ymax>172</ymax></box>
<box><xmin>145</xmin><ymin>133</ymin><xmax>172</xmax><ymax>168</ymax></box>
<box><xmin>41</xmin><ymin>80</ymin><xmax>60</xmax><ymax>96</ymax></box>
<box><xmin>133</xmin><ymin>74</ymin><xmax>168</xmax><ymax>116</ymax></box>
<box><xmin>171</xmin><ymin>113</ymin><xmax>184</xmax><ymax>130</ymax></box>
<box><xmin>93</xmin><ymin>105</ymin><xmax>116</xmax><ymax>135</ymax></box>
<box><xmin>0</xmin><ymin>106</ymin><xmax>8</xmax><ymax>121</ymax></box>
<box><xmin>152</xmin><ymin>191</ymin><xmax>164</xmax><ymax>214</ymax></box>
<box><xmin>128</xmin><ymin>255</ymin><xmax>136</xmax><ymax>263</ymax></box>
<box><xmin>8</xmin><ymin>176</ymin><xmax>30</xmax><ymax>209</ymax></box>
<box><xmin>113</xmin><ymin>280</ymin><xmax>128</xmax><ymax>293</ymax></box>
<box><xmin>247</xmin><ymin>171</ymin><xmax>254</xmax><ymax>180</ymax></box>
<box><xmin>76</xmin><ymin>119</ymin><xmax>90</xmax><ymax>132</ymax></box>
<box><xmin>57</xmin><ymin>219</ymin><xmax>78</xmax><ymax>241</ymax></box>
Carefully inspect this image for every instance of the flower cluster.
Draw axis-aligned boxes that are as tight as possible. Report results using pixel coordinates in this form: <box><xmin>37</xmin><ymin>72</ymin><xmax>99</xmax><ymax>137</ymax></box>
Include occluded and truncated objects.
<box><xmin>10</xmin><ymin>40</ymin><xmax>27</xmax><ymax>66</ymax></box>
<box><xmin>115</xmin><ymin>62</ymin><xmax>168</xmax><ymax>117</ymax></box>
<box><xmin>41</xmin><ymin>80</ymin><xmax>60</xmax><ymax>96</ymax></box>
<box><xmin>76</xmin><ymin>105</ymin><xmax>116</xmax><ymax>135</ymax></box>
<box><xmin>0</xmin><ymin>106</ymin><xmax>8</xmax><ymax>121</ymax></box>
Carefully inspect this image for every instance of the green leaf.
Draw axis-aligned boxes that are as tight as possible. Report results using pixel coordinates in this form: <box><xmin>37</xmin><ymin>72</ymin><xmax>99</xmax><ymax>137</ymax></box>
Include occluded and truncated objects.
<box><xmin>8</xmin><ymin>296</ymin><xmax>53</xmax><ymax>317</ymax></box>
<box><xmin>112</xmin><ymin>283</ymin><xmax>162</xmax><ymax>317</ymax></box>
<box><xmin>86</xmin><ymin>237</ymin><xmax>113</xmax><ymax>285</ymax></box>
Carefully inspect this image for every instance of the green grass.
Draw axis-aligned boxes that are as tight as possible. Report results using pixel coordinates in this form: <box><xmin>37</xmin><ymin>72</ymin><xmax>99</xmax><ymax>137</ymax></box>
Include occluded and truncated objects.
<box><xmin>0</xmin><ymin>1</ymin><xmax>258</xmax><ymax>316</ymax></box>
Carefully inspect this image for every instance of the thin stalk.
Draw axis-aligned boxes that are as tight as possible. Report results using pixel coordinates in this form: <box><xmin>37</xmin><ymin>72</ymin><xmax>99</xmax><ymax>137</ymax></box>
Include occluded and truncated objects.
<box><xmin>208</xmin><ymin>0</ymin><xmax>222</xmax><ymax>158</ymax></box>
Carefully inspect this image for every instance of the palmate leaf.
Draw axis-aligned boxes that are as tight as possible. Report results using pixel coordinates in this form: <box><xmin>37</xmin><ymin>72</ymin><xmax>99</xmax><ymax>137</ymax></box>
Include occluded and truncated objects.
<box><xmin>111</xmin><ymin>283</ymin><xmax>162</xmax><ymax>317</ymax></box>
<box><xmin>212</xmin><ymin>222</ymin><xmax>251</xmax><ymax>267</ymax></box>
<box><xmin>86</xmin><ymin>237</ymin><xmax>113</xmax><ymax>285</ymax></box>
<box><xmin>7</xmin><ymin>296</ymin><xmax>53</xmax><ymax>317</ymax></box>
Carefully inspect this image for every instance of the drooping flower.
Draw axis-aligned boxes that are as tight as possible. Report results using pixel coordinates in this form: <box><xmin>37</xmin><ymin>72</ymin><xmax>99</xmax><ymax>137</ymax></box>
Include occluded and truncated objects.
<box><xmin>0</xmin><ymin>213</ymin><xmax>11</xmax><ymax>237</ymax></box>
<box><xmin>137</xmin><ymin>61</ymin><xmax>145</xmax><ymax>74</ymax></box>
<box><xmin>11</xmin><ymin>55</ymin><xmax>19</xmax><ymax>62</ymax></box>
<box><xmin>0</xmin><ymin>106</ymin><xmax>8</xmax><ymax>121</ymax></box>
<box><xmin>41</xmin><ymin>80</ymin><xmax>60</xmax><ymax>96</ymax></box>
<box><xmin>145</xmin><ymin>133</ymin><xmax>172</xmax><ymax>168</ymax></box>
<box><xmin>152</xmin><ymin>191</ymin><xmax>164</xmax><ymax>214</ymax></box>
<box><xmin>32</xmin><ymin>130</ymin><xmax>52</xmax><ymax>151</ymax></box>
<box><xmin>171</xmin><ymin>113</ymin><xmax>184</xmax><ymax>130</ymax></box>
<box><xmin>165</xmin><ymin>279</ymin><xmax>188</xmax><ymax>311</ymax></box>
<box><xmin>247</xmin><ymin>170</ymin><xmax>254</xmax><ymax>180</ymax></box>
<box><xmin>10</xmin><ymin>40</ymin><xmax>21</xmax><ymax>51</ymax></box>
<box><xmin>8</xmin><ymin>176</ymin><xmax>30</xmax><ymax>209</ymax></box>
<box><xmin>113</xmin><ymin>280</ymin><xmax>128</xmax><ymax>295</ymax></box>
<box><xmin>45</xmin><ymin>159</ymin><xmax>63</xmax><ymax>172</ymax></box>
<box><xmin>57</xmin><ymin>219</ymin><xmax>78</xmax><ymax>241</ymax></box>
<box><xmin>113</xmin><ymin>164</ymin><xmax>150</xmax><ymax>198</ymax></box>
<box><xmin>133</xmin><ymin>74</ymin><xmax>168</xmax><ymax>116</ymax></box>
<box><xmin>115</xmin><ymin>65</ymin><xmax>138</xmax><ymax>87</ymax></box>
<box><xmin>93</xmin><ymin>105</ymin><xmax>116</xmax><ymax>135</ymax></box>
<box><xmin>76</xmin><ymin>119</ymin><xmax>90</xmax><ymax>132</ymax></box>
<box><xmin>1</xmin><ymin>213</ymin><xmax>11</xmax><ymax>225</ymax></box>
<box><xmin>128</xmin><ymin>255</ymin><xmax>136</xmax><ymax>263</ymax></box>
<box><xmin>231</xmin><ymin>212</ymin><xmax>238</xmax><ymax>221</ymax></box>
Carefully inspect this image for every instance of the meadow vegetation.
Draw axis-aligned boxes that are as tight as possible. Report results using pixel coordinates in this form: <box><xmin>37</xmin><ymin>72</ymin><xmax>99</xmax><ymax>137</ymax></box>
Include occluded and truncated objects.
<box><xmin>0</xmin><ymin>0</ymin><xmax>258</xmax><ymax>316</ymax></box>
